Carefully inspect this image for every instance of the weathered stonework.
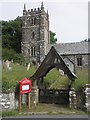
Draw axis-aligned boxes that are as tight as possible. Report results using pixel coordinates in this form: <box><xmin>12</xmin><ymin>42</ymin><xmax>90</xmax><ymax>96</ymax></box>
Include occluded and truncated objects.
<box><xmin>22</xmin><ymin>3</ymin><xmax>49</xmax><ymax>63</ymax></box>
<box><xmin>21</xmin><ymin>3</ymin><xmax>89</xmax><ymax>68</ymax></box>
<box><xmin>47</xmin><ymin>42</ymin><xmax>89</xmax><ymax>68</ymax></box>
<box><xmin>1</xmin><ymin>85</ymin><xmax>90</xmax><ymax>112</ymax></box>
<box><xmin>21</xmin><ymin>87</ymin><xmax>39</xmax><ymax>108</ymax></box>
<box><xmin>69</xmin><ymin>85</ymin><xmax>90</xmax><ymax>112</ymax></box>
<box><xmin>69</xmin><ymin>88</ymin><xmax>77</xmax><ymax>109</ymax></box>
<box><xmin>0</xmin><ymin>92</ymin><xmax>18</xmax><ymax>111</ymax></box>
<box><xmin>0</xmin><ymin>87</ymin><xmax>39</xmax><ymax>111</ymax></box>
<box><xmin>84</xmin><ymin>84</ymin><xmax>90</xmax><ymax>111</ymax></box>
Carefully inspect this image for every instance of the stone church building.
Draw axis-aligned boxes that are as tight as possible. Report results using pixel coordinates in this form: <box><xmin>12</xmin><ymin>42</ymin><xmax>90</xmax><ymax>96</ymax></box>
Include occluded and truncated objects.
<box><xmin>21</xmin><ymin>3</ymin><xmax>50</xmax><ymax>63</ymax></box>
<box><xmin>21</xmin><ymin>3</ymin><xmax>89</xmax><ymax>68</ymax></box>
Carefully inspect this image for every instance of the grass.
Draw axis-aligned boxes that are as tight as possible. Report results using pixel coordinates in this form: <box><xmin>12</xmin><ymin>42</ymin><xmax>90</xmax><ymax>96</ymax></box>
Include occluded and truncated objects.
<box><xmin>44</xmin><ymin>68</ymin><xmax>69</xmax><ymax>89</ymax></box>
<box><xmin>74</xmin><ymin>68</ymin><xmax>88</xmax><ymax>90</ymax></box>
<box><xmin>2</xmin><ymin>103</ymin><xmax>87</xmax><ymax>117</ymax></box>
<box><xmin>2</xmin><ymin>109</ymin><xmax>19</xmax><ymax>117</ymax></box>
<box><xmin>44</xmin><ymin>68</ymin><xmax>88</xmax><ymax>90</ymax></box>
<box><xmin>2</xmin><ymin>64</ymin><xmax>88</xmax><ymax>92</ymax></box>
<box><xmin>2</xmin><ymin>64</ymin><xmax>36</xmax><ymax>92</ymax></box>
<box><xmin>1</xmin><ymin>65</ymin><xmax>88</xmax><ymax>117</ymax></box>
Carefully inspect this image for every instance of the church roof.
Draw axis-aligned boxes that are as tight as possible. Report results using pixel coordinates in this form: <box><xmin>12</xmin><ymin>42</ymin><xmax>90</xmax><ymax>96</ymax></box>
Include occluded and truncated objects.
<box><xmin>47</xmin><ymin>41</ymin><xmax>89</xmax><ymax>55</ymax></box>
<box><xmin>31</xmin><ymin>46</ymin><xmax>77</xmax><ymax>81</ymax></box>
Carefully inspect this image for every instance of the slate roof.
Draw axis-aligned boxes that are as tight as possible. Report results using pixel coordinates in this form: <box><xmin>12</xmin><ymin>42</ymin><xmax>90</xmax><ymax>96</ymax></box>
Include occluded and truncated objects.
<box><xmin>47</xmin><ymin>41</ymin><xmax>89</xmax><ymax>55</ymax></box>
<box><xmin>31</xmin><ymin>46</ymin><xmax>77</xmax><ymax>81</ymax></box>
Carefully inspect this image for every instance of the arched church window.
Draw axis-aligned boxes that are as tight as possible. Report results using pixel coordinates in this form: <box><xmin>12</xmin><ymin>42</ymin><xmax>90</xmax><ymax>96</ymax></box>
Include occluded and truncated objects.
<box><xmin>31</xmin><ymin>47</ymin><xmax>33</xmax><ymax>57</ymax></box>
<box><xmin>32</xmin><ymin>32</ymin><xmax>35</xmax><ymax>39</ymax></box>
<box><xmin>31</xmin><ymin>18</ymin><xmax>33</xmax><ymax>25</ymax></box>
<box><xmin>34</xmin><ymin>18</ymin><xmax>36</xmax><ymax>25</ymax></box>
<box><xmin>31</xmin><ymin>17</ymin><xmax>36</xmax><ymax>25</ymax></box>
<box><xmin>77</xmin><ymin>57</ymin><xmax>82</xmax><ymax>66</ymax></box>
<box><xmin>34</xmin><ymin>47</ymin><xmax>36</xmax><ymax>56</ymax></box>
<box><xmin>28</xmin><ymin>18</ymin><xmax>30</xmax><ymax>23</ymax></box>
<box><xmin>31</xmin><ymin>46</ymin><xmax>36</xmax><ymax>57</ymax></box>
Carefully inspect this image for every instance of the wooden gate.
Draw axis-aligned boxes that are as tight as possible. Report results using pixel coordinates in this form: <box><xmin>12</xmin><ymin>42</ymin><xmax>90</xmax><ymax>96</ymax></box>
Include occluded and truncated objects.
<box><xmin>39</xmin><ymin>89</ymin><xmax>69</xmax><ymax>104</ymax></box>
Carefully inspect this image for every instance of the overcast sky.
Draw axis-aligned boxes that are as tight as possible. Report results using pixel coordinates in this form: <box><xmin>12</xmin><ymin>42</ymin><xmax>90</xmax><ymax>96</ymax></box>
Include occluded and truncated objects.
<box><xmin>0</xmin><ymin>0</ymin><xmax>88</xmax><ymax>43</ymax></box>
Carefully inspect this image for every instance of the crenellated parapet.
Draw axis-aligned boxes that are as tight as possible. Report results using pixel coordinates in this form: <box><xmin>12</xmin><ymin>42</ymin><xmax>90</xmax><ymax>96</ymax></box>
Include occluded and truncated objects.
<box><xmin>23</xmin><ymin>3</ymin><xmax>48</xmax><ymax>19</ymax></box>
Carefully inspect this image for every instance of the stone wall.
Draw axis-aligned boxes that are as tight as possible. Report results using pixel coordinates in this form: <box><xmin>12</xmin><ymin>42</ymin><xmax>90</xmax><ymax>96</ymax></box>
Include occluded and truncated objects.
<box><xmin>69</xmin><ymin>84</ymin><xmax>90</xmax><ymax>112</ymax></box>
<box><xmin>84</xmin><ymin>84</ymin><xmax>90</xmax><ymax>111</ymax></box>
<box><xmin>1</xmin><ymin>85</ymin><xmax>90</xmax><ymax>112</ymax></box>
<box><xmin>0</xmin><ymin>87</ymin><xmax>39</xmax><ymax>111</ymax></box>
<box><xmin>22</xmin><ymin>87</ymin><xmax>39</xmax><ymax>108</ymax></box>
<box><xmin>47</xmin><ymin>42</ymin><xmax>89</xmax><ymax>68</ymax></box>
<box><xmin>69</xmin><ymin>88</ymin><xmax>77</xmax><ymax>109</ymax></box>
<box><xmin>0</xmin><ymin>92</ymin><xmax>18</xmax><ymax>111</ymax></box>
<box><xmin>65</xmin><ymin>54</ymin><xmax>88</xmax><ymax>68</ymax></box>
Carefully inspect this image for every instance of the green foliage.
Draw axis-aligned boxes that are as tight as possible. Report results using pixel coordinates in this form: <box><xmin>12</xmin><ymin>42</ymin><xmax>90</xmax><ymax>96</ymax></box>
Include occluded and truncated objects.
<box><xmin>2</xmin><ymin>16</ymin><xmax>58</xmax><ymax>64</ymax></box>
<box><xmin>2</xmin><ymin>16</ymin><xmax>57</xmax><ymax>54</ymax></box>
<box><xmin>2</xmin><ymin>48</ymin><xmax>25</xmax><ymax>64</ymax></box>
<box><xmin>2</xmin><ymin>65</ymin><xmax>88</xmax><ymax>92</ymax></box>
<box><xmin>2</xmin><ymin>64</ymin><xmax>36</xmax><ymax>92</ymax></box>
<box><xmin>73</xmin><ymin>68</ymin><xmax>88</xmax><ymax>91</ymax></box>
<box><xmin>44</xmin><ymin>68</ymin><xmax>88</xmax><ymax>90</ymax></box>
<box><xmin>44</xmin><ymin>68</ymin><xmax>70</xmax><ymax>89</ymax></box>
<box><xmin>2</xmin><ymin>109</ymin><xmax>19</xmax><ymax>117</ymax></box>
<box><xmin>50</xmin><ymin>31</ymin><xmax>57</xmax><ymax>44</ymax></box>
<box><xmin>2</xmin><ymin>16</ymin><xmax>22</xmax><ymax>53</ymax></box>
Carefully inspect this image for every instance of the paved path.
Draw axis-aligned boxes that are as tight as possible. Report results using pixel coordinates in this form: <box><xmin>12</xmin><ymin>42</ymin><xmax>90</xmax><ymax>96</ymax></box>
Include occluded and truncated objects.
<box><xmin>1</xmin><ymin>114</ymin><xmax>89</xmax><ymax>120</ymax></box>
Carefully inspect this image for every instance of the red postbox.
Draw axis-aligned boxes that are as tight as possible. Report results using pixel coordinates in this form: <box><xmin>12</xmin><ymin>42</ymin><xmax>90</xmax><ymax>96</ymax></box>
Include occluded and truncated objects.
<box><xmin>19</xmin><ymin>77</ymin><xmax>32</xmax><ymax>94</ymax></box>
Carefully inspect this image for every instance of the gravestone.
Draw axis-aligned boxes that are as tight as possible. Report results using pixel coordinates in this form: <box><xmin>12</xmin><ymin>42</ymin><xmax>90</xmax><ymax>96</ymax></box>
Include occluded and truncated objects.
<box><xmin>27</xmin><ymin>63</ymin><xmax>30</xmax><ymax>71</ymax></box>
<box><xmin>59</xmin><ymin>69</ymin><xmax>64</xmax><ymax>75</ymax></box>
<box><xmin>3</xmin><ymin>60</ymin><xmax>12</xmax><ymax>70</ymax></box>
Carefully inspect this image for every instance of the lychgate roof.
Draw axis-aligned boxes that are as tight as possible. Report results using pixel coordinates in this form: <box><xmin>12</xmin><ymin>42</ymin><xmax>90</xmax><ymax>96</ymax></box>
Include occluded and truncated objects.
<box><xmin>31</xmin><ymin>46</ymin><xmax>77</xmax><ymax>80</ymax></box>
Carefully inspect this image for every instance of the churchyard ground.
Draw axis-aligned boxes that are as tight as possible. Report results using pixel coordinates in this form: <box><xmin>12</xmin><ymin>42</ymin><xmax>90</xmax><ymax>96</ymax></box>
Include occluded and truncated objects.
<box><xmin>1</xmin><ymin>63</ymin><xmax>88</xmax><ymax>117</ymax></box>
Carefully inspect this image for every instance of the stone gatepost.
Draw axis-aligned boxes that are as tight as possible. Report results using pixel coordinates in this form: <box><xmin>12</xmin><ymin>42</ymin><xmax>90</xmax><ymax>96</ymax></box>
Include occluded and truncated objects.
<box><xmin>30</xmin><ymin>86</ymin><xmax>39</xmax><ymax>108</ymax></box>
<box><xmin>69</xmin><ymin>88</ymin><xmax>77</xmax><ymax>109</ymax></box>
<box><xmin>9</xmin><ymin>92</ymin><xmax>15</xmax><ymax>109</ymax></box>
<box><xmin>84</xmin><ymin>84</ymin><xmax>90</xmax><ymax>112</ymax></box>
<box><xmin>22</xmin><ymin>94</ymin><xmax>27</xmax><ymax>105</ymax></box>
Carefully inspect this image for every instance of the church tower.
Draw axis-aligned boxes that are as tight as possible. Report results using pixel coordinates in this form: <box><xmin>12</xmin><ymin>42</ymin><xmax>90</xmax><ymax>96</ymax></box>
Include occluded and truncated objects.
<box><xmin>21</xmin><ymin>2</ymin><xmax>50</xmax><ymax>63</ymax></box>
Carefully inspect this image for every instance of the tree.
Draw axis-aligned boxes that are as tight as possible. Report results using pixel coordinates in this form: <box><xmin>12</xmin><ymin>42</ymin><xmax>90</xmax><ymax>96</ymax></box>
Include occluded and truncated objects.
<box><xmin>2</xmin><ymin>17</ymin><xmax>25</xmax><ymax>63</ymax></box>
<box><xmin>2</xmin><ymin>16</ymin><xmax>57</xmax><ymax>64</ymax></box>
<box><xmin>50</xmin><ymin>31</ymin><xmax>57</xmax><ymax>44</ymax></box>
<box><xmin>2</xmin><ymin>16</ymin><xmax>22</xmax><ymax>53</ymax></box>
<box><xmin>2</xmin><ymin>17</ymin><xmax>57</xmax><ymax>52</ymax></box>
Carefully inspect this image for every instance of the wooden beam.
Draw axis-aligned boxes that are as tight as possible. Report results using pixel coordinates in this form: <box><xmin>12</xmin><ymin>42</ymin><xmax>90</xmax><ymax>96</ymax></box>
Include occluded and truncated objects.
<box><xmin>19</xmin><ymin>94</ymin><xmax>22</xmax><ymax>112</ymax></box>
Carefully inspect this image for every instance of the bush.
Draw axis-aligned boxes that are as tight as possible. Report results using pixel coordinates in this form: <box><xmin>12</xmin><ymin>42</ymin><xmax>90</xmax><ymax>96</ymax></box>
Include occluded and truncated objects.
<box><xmin>2</xmin><ymin>48</ymin><xmax>25</xmax><ymax>64</ymax></box>
<box><xmin>73</xmin><ymin>68</ymin><xmax>88</xmax><ymax>91</ymax></box>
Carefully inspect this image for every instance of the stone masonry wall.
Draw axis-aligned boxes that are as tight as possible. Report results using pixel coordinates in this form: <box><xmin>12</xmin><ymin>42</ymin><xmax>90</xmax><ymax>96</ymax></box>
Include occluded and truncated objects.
<box><xmin>84</xmin><ymin>84</ymin><xmax>90</xmax><ymax>111</ymax></box>
<box><xmin>1</xmin><ymin>85</ymin><xmax>90</xmax><ymax>111</ymax></box>
<box><xmin>69</xmin><ymin>84</ymin><xmax>90</xmax><ymax>112</ymax></box>
<box><xmin>0</xmin><ymin>88</ymin><xmax>39</xmax><ymax>111</ymax></box>
<box><xmin>0</xmin><ymin>92</ymin><xmax>18</xmax><ymax>111</ymax></box>
<box><xmin>22</xmin><ymin>3</ymin><xmax>49</xmax><ymax>63</ymax></box>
